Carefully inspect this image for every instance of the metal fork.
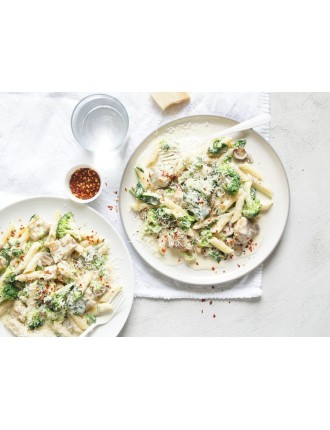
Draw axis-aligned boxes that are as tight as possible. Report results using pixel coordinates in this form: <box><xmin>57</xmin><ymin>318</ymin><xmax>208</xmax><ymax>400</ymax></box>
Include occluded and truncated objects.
<box><xmin>80</xmin><ymin>293</ymin><xmax>126</xmax><ymax>337</ymax></box>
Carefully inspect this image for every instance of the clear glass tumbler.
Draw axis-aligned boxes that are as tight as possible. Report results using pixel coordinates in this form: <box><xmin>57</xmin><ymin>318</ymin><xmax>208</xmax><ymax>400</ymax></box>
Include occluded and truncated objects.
<box><xmin>71</xmin><ymin>94</ymin><xmax>129</xmax><ymax>153</ymax></box>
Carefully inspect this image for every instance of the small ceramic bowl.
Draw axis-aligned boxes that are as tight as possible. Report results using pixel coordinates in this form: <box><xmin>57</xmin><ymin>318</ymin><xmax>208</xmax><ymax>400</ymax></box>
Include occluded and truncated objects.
<box><xmin>65</xmin><ymin>164</ymin><xmax>103</xmax><ymax>204</ymax></box>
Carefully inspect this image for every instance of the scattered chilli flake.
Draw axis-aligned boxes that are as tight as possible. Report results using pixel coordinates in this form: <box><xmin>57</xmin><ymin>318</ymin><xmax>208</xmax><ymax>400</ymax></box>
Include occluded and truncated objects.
<box><xmin>237</xmin><ymin>264</ymin><xmax>241</xmax><ymax>268</ymax></box>
<box><xmin>211</xmin><ymin>267</ymin><xmax>215</xmax><ymax>271</ymax></box>
<box><xmin>107</xmin><ymin>206</ymin><xmax>114</xmax><ymax>211</ymax></box>
<box><xmin>213</xmin><ymin>314</ymin><xmax>216</xmax><ymax>318</ymax></box>
<box><xmin>201</xmin><ymin>299</ymin><xmax>206</xmax><ymax>303</ymax></box>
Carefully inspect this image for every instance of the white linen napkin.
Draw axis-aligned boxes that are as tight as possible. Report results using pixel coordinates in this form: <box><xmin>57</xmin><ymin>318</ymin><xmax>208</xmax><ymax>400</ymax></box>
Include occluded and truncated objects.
<box><xmin>0</xmin><ymin>92</ymin><xmax>269</xmax><ymax>299</ymax></box>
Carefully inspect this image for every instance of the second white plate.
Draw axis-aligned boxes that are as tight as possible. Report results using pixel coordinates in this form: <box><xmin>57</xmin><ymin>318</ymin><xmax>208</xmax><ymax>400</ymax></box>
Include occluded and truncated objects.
<box><xmin>0</xmin><ymin>196</ymin><xmax>134</xmax><ymax>337</ymax></box>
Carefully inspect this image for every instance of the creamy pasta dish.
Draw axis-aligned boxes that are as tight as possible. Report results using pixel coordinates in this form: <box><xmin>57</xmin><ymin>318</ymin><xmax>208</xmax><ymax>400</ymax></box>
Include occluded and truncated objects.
<box><xmin>130</xmin><ymin>136</ymin><xmax>273</xmax><ymax>267</ymax></box>
<box><xmin>0</xmin><ymin>211</ymin><xmax>121</xmax><ymax>336</ymax></box>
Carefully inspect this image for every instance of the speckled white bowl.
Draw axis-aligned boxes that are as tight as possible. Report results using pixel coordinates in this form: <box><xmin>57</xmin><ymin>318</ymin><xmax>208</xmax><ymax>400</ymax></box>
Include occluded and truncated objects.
<box><xmin>65</xmin><ymin>164</ymin><xmax>103</xmax><ymax>204</ymax></box>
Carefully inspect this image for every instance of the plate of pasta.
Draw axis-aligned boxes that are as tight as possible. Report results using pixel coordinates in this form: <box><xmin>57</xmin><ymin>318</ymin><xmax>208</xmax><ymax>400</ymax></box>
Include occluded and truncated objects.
<box><xmin>0</xmin><ymin>196</ymin><xmax>134</xmax><ymax>337</ymax></box>
<box><xmin>120</xmin><ymin>115</ymin><xmax>290</xmax><ymax>285</ymax></box>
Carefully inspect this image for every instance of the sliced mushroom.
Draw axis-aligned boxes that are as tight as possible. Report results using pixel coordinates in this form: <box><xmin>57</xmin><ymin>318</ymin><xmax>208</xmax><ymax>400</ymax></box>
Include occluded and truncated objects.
<box><xmin>249</xmin><ymin>222</ymin><xmax>260</xmax><ymax>237</ymax></box>
<box><xmin>233</xmin><ymin>148</ymin><xmax>248</xmax><ymax>162</ymax></box>
<box><xmin>233</xmin><ymin>242</ymin><xmax>244</xmax><ymax>256</ymax></box>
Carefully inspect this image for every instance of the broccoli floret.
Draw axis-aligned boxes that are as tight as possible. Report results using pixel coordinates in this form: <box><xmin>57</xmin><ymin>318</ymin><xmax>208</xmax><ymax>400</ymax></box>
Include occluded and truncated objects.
<box><xmin>160</xmin><ymin>141</ymin><xmax>170</xmax><ymax>151</ymax></box>
<box><xmin>86</xmin><ymin>314</ymin><xmax>96</xmax><ymax>325</ymax></box>
<box><xmin>198</xmin><ymin>229</ymin><xmax>213</xmax><ymax>247</ymax></box>
<box><xmin>45</xmin><ymin>283</ymin><xmax>73</xmax><ymax>312</ymax></box>
<box><xmin>0</xmin><ymin>267</ymin><xmax>16</xmax><ymax>284</ymax></box>
<box><xmin>56</xmin><ymin>212</ymin><xmax>81</xmax><ymax>240</ymax></box>
<box><xmin>130</xmin><ymin>182</ymin><xmax>160</xmax><ymax>206</ymax></box>
<box><xmin>0</xmin><ymin>282</ymin><xmax>19</xmax><ymax>302</ymax></box>
<box><xmin>209</xmin><ymin>249</ymin><xmax>223</xmax><ymax>263</ymax></box>
<box><xmin>144</xmin><ymin>208</ymin><xmax>176</xmax><ymax>234</ymax></box>
<box><xmin>0</xmin><ymin>247</ymin><xmax>11</xmax><ymax>263</ymax></box>
<box><xmin>69</xmin><ymin>299</ymin><xmax>86</xmax><ymax>316</ymax></box>
<box><xmin>84</xmin><ymin>245</ymin><xmax>108</xmax><ymax>270</ymax></box>
<box><xmin>178</xmin><ymin>214</ymin><xmax>195</xmax><ymax>231</ymax></box>
<box><xmin>234</xmin><ymin>139</ymin><xmax>247</xmax><ymax>148</ymax></box>
<box><xmin>242</xmin><ymin>186</ymin><xmax>261</xmax><ymax>219</ymax></box>
<box><xmin>90</xmin><ymin>281</ymin><xmax>107</xmax><ymax>297</ymax></box>
<box><xmin>26</xmin><ymin>309</ymin><xmax>45</xmax><ymax>330</ymax></box>
<box><xmin>208</xmin><ymin>138</ymin><xmax>228</xmax><ymax>156</ymax></box>
<box><xmin>67</xmin><ymin>287</ymin><xmax>86</xmax><ymax>316</ymax></box>
<box><xmin>222</xmin><ymin>155</ymin><xmax>233</xmax><ymax>164</ymax></box>
<box><xmin>218</xmin><ymin>164</ymin><xmax>241</xmax><ymax>195</ymax></box>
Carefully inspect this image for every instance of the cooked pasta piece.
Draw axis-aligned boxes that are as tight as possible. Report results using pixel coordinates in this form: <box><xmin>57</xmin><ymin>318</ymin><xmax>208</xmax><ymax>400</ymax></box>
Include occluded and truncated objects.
<box><xmin>209</xmin><ymin>237</ymin><xmax>234</xmax><ymax>254</ymax></box>
<box><xmin>239</xmin><ymin>163</ymin><xmax>264</xmax><ymax>180</ymax></box>
<box><xmin>252</xmin><ymin>178</ymin><xmax>273</xmax><ymax>197</ymax></box>
<box><xmin>231</xmin><ymin>189</ymin><xmax>246</xmax><ymax>224</ymax></box>
<box><xmin>260</xmin><ymin>199</ymin><xmax>274</xmax><ymax>212</ymax></box>
<box><xmin>210</xmin><ymin>212</ymin><xmax>233</xmax><ymax>234</ymax></box>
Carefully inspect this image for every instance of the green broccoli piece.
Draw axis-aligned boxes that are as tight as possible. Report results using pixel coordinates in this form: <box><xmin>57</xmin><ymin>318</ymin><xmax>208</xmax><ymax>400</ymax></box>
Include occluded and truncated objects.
<box><xmin>178</xmin><ymin>214</ymin><xmax>196</xmax><ymax>231</ymax></box>
<box><xmin>222</xmin><ymin>155</ymin><xmax>233</xmax><ymax>164</ymax></box>
<box><xmin>209</xmin><ymin>249</ymin><xmax>223</xmax><ymax>263</ymax></box>
<box><xmin>234</xmin><ymin>139</ymin><xmax>247</xmax><ymax>148</ymax></box>
<box><xmin>198</xmin><ymin>229</ymin><xmax>213</xmax><ymax>247</ymax></box>
<box><xmin>0</xmin><ymin>247</ymin><xmax>11</xmax><ymax>264</ymax></box>
<box><xmin>218</xmin><ymin>164</ymin><xmax>241</xmax><ymax>195</ymax></box>
<box><xmin>11</xmin><ymin>247</ymin><xmax>24</xmax><ymax>257</ymax></box>
<box><xmin>242</xmin><ymin>185</ymin><xmax>261</xmax><ymax>219</ymax></box>
<box><xmin>130</xmin><ymin>182</ymin><xmax>160</xmax><ymax>206</ymax></box>
<box><xmin>144</xmin><ymin>208</ymin><xmax>177</xmax><ymax>235</ymax></box>
<box><xmin>45</xmin><ymin>283</ymin><xmax>73</xmax><ymax>312</ymax></box>
<box><xmin>86</xmin><ymin>314</ymin><xmax>96</xmax><ymax>325</ymax></box>
<box><xmin>67</xmin><ymin>287</ymin><xmax>86</xmax><ymax>316</ymax></box>
<box><xmin>0</xmin><ymin>282</ymin><xmax>19</xmax><ymax>302</ymax></box>
<box><xmin>90</xmin><ymin>281</ymin><xmax>107</xmax><ymax>297</ymax></box>
<box><xmin>84</xmin><ymin>245</ymin><xmax>107</xmax><ymax>270</ymax></box>
<box><xmin>56</xmin><ymin>212</ymin><xmax>81</xmax><ymax>240</ymax></box>
<box><xmin>208</xmin><ymin>138</ymin><xmax>228</xmax><ymax>156</ymax></box>
<box><xmin>160</xmin><ymin>141</ymin><xmax>170</xmax><ymax>151</ymax></box>
<box><xmin>26</xmin><ymin>309</ymin><xmax>45</xmax><ymax>330</ymax></box>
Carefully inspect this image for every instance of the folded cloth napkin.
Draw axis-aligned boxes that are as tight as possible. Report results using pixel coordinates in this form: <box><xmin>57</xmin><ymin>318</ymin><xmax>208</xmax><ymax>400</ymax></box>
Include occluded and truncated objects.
<box><xmin>0</xmin><ymin>92</ymin><xmax>269</xmax><ymax>299</ymax></box>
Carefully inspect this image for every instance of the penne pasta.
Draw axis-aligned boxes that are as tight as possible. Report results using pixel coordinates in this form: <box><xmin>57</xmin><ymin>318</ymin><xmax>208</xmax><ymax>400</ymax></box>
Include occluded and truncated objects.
<box><xmin>210</xmin><ymin>212</ymin><xmax>233</xmax><ymax>234</ymax></box>
<box><xmin>209</xmin><ymin>237</ymin><xmax>234</xmax><ymax>254</ymax></box>
<box><xmin>231</xmin><ymin>189</ymin><xmax>246</xmax><ymax>224</ymax></box>
<box><xmin>252</xmin><ymin>178</ymin><xmax>273</xmax><ymax>198</ymax></box>
<box><xmin>239</xmin><ymin>163</ymin><xmax>264</xmax><ymax>180</ymax></box>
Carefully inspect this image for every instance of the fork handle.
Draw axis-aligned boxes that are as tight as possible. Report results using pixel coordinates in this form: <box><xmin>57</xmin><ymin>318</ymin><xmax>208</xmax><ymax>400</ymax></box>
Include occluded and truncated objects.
<box><xmin>80</xmin><ymin>323</ymin><xmax>96</xmax><ymax>337</ymax></box>
<box><xmin>208</xmin><ymin>113</ymin><xmax>270</xmax><ymax>139</ymax></box>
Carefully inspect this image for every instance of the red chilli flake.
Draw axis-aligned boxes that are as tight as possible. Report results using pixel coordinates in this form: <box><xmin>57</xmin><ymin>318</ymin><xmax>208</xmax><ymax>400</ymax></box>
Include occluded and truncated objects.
<box><xmin>211</xmin><ymin>267</ymin><xmax>215</xmax><ymax>271</ymax></box>
<box><xmin>108</xmin><ymin>206</ymin><xmax>114</xmax><ymax>211</ymax></box>
<box><xmin>70</xmin><ymin>168</ymin><xmax>101</xmax><ymax>200</ymax></box>
<box><xmin>213</xmin><ymin>314</ymin><xmax>216</xmax><ymax>318</ymax></box>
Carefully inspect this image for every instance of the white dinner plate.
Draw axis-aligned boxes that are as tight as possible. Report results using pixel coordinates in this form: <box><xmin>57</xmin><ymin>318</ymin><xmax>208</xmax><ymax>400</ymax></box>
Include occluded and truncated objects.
<box><xmin>120</xmin><ymin>115</ymin><xmax>290</xmax><ymax>286</ymax></box>
<box><xmin>0</xmin><ymin>196</ymin><xmax>134</xmax><ymax>337</ymax></box>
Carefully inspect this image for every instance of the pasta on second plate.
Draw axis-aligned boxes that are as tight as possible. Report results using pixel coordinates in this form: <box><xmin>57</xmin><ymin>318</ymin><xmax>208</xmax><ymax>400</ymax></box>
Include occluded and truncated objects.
<box><xmin>129</xmin><ymin>136</ymin><xmax>273</xmax><ymax>267</ymax></box>
<box><xmin>0</xmin><ymin>211</ymin><xmax>121</xmax><ymax>336</ymax></box>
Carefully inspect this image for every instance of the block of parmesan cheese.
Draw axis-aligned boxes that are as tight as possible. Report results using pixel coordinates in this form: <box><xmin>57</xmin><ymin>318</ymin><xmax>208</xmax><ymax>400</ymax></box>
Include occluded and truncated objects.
<box><xmin>151</xmin><ymin>92</ymin><xmax>190</xmax><ymax>110</ymax></box>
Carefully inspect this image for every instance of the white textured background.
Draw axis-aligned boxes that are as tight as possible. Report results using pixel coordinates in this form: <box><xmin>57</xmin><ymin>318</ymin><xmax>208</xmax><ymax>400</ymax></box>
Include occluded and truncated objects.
<box><xmin>120</xmin><ymin>93</ymin><xmax>330</xmax><ymax>336</ymax></box>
